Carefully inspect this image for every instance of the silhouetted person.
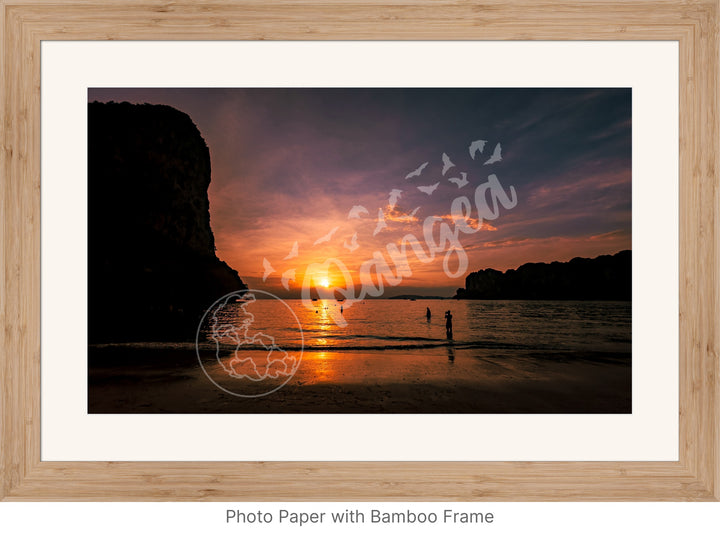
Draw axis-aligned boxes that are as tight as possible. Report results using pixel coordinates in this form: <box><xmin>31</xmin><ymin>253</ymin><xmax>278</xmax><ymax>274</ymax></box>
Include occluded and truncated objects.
<box><xmin>426</xmin><ymin>307</ymin><xmax>431</xmax><ymax>321</ymax></box>
<box><xmin>445</xmin><ymin>310</ymin><xmax>453</xmax><ymax>339</ymax></box>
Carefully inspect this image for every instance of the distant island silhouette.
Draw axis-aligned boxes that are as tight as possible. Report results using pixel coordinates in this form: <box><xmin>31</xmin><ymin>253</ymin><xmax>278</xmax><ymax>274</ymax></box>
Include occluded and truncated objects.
<box><xmin>454</xmin><ymin>250</ymin><xmax>631</xmax><ymax>300</ymax></box>
<box><xmin>88</xmin><ymin>101</ymin><xmax>246</xmax><ymax>343</ymax></box>
<box><xmin>387</xmin><ymin>294</ymin><xmax>449</xmax><ymax>300</ymax></box>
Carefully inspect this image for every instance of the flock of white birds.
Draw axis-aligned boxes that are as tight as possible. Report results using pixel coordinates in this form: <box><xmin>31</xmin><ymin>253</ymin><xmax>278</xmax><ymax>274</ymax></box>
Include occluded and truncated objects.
<box><xmin>261</xmin><ymin>139</ymin><xmax>503</xmax><ymax>290</ymax></box>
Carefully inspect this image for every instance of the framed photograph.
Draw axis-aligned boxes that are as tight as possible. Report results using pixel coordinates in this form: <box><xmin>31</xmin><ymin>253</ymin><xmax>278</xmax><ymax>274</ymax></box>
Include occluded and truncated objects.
<box><xmin>1</xmin><ymin>1</ymin><xmax>718</xmax><ymax>501</ymax></box>
<box><xmin>85</xmin><ymin>85</ymin><xmax>634</xmax><ymax>416</ymax></box>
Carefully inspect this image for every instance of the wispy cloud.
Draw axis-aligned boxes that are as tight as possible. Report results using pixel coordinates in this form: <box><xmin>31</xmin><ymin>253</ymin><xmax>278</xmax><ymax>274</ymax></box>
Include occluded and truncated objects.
<box><xmin>89</xmin><ymin>87</ymin><xmax>632</xmax><ymax>296</ymax></box>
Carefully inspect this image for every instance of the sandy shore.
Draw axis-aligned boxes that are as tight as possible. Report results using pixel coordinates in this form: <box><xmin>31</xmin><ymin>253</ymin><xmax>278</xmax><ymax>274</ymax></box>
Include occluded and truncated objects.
<box><xmin>88</xmin><ymin>345</ymin><xmax>630</xmax><ymax>413</ymax></box>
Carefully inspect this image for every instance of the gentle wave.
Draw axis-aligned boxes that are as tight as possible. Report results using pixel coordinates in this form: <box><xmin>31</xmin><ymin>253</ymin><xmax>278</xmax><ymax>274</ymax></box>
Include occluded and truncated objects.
<box><xmin>305</xmin><ymin>334</ymin><xmax>446</xmax><ymax>343</ymax></box>
<box><xmin>91</xmin><ymin>339</ymin><xmax>560</xmax><ymax>352</ymax></box>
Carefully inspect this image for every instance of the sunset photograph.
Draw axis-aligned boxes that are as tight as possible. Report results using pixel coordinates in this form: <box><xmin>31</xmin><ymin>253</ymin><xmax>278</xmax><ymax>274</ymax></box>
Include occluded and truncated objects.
<box><xmin>87</xmin><ymin>87</ymin><xmax>631</xmax><ymax>413</ymax></box>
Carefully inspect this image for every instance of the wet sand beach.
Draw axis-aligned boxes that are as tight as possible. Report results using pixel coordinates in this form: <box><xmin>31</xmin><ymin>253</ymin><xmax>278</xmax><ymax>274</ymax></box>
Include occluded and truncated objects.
<box><xmin>88</xmin><ymin>345</ymin><xmax>630</xmax><ymax>413</ymax></box>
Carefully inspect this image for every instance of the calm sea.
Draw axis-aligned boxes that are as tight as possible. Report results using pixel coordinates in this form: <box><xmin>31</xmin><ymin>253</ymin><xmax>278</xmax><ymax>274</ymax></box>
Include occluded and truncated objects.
<box><xmin>199</xmin><ymin>298</ymin><xmax>631</xmax><ymax>354</ymax></box>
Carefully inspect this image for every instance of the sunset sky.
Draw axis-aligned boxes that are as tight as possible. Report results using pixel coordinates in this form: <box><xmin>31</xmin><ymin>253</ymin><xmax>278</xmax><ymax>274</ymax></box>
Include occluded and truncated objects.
<box><xmin>89</xmin><ymin>88</ymin><xmax>631</xmax><ymax>298</ymax></box>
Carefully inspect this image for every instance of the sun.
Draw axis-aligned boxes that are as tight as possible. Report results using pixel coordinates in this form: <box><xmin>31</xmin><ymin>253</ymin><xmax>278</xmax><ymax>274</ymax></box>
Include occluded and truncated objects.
<box><xmin>320</xmin><ymin>277</ymin><xmax>330</xmax><ymax>288</ymax></box>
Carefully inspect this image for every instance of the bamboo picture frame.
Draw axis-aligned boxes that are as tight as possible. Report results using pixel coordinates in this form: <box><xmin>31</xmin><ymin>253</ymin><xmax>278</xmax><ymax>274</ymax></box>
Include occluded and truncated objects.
<box><xmin>1</xmin><ymin>0</ymin><xmax>718</xmax><ymax>501</ymax></box>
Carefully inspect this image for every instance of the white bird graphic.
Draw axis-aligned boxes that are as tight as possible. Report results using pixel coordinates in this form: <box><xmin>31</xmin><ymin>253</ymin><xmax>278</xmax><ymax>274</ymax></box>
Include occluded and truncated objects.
<box><xmin>262</xmin><ymin>258</ymin><xmax>275</xmax><ymax>282</ymax></box>
<box><xmin>448</xmin><ymin>172</ymin><xmax>469</xmax><ymax>188</ymax></box>
<box><xmin>283</xmin><ymin>241</ymin><xmax>299</xmax><ymax>260</ymax></box>
<box><xmin>469</xmin><ymin>139</ymin><xmax>487</xmax><ymax>160</ymax></box>
<box><xmin>347</xmin><ymin>205</ymin><xmax>369</xmax><ymax>219</ymax></box>
<box><xmin>441</xmin><ymin>153</ymin><xmax>455</xmax><ymax>176</ymax></box>
<box><xmin>483</xmin><ymin>143</ymin><xmax>502</xmax><ymax>165</ymax></box>
<box><xmin>388</xmin><ymin>189</ymin><xmax>402</xmax><ymax>209</ymax></box>
<box><xmin>313</xmin><ymin>226</ymin><xmax>340</xmax><ymax>246</ymax></box>
<box><xmin>409</xmin><ymin>206</ymin><xmax>421</xmax><ymax>217</ymax></box>
<box><xmin>417</xmin><ymin>182</ymin><xmax>440</xmax><ymax>195</ymax></box>
<box><xmin>344</xmin><ymin>232</ymin><xmax>359</xmax><ymax>252</ymax></box>
<box><xmin>405</xmin><ymin>161</ymin><xmax>429</xmax><ymax>179</ymax></box>
<box><xmin>281</xmin><ymin>268</ymin><xmax>296</xmax><ymax>291</ymax></box>
<box><xmin>374</xmin><ymin>208</ymin><xmax>387</xmax><ymax>236</ymax></box>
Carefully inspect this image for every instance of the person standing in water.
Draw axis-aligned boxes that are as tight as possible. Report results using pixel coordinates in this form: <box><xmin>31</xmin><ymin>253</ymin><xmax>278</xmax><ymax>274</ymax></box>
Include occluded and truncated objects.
<box><xmin>445</xmin><ymin>310</ymin><xmax>453</xmax><ymax>339</ymax></box>
<box><xmin>426</xmin><ymin>307</ymin><xmax>431</xmax><ymax>322</ymax></box>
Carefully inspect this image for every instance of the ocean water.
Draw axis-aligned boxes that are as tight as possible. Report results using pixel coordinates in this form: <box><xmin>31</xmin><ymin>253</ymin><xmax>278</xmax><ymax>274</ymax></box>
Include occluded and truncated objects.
<box><xmin>198</xmin><ymin>298</ymin><xmax>631</xmax><ymax>354</ymax></box>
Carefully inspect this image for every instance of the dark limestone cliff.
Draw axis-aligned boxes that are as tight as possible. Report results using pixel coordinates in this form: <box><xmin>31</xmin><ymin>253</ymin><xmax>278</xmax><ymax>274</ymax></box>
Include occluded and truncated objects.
<box><xmin>455</xmin><ymin>250</ymin><xmax>631</xmax><ymax>301</ymax></box>
<box><xmin>88</xmin><ymin>101</ymin><xmax>246</xmax><ymax>342</ymax></box>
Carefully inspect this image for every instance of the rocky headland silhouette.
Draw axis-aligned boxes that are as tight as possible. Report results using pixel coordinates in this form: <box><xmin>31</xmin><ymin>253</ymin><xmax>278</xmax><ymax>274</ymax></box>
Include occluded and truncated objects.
<box><xmin>88</xmin><ymin>101</ymin><xmax>246</xmax><ymax>342</ymax></box>
<box><xmin>455</xmin><ymin>250</ymin><xmax>631</xmax><ymax>300</ymax></box>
